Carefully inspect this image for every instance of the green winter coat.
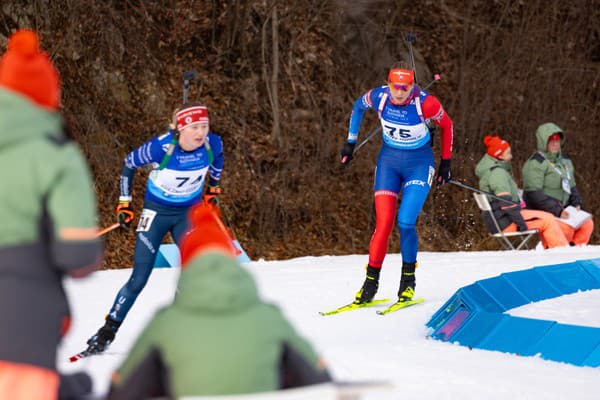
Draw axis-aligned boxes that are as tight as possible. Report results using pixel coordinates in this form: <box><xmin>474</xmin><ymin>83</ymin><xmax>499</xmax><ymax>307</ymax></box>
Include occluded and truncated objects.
<box><xmin>522</xmin><ymin>122</ymin><xmax>581</xmax><ymax>217</ymax></box>
<box><xmin>475</xmin><ymin>154</ymin><xmax>527</xmax><ymax>232</ymax></box>
<box><xmin>0</xmin><ymin>89</ymin><xmax>102</xmax><ymax>370</ymax></box>
<box><xmin>109</xmin><ymin>251</ymin><xmax>330</xmax><ymax>399</ymax></box>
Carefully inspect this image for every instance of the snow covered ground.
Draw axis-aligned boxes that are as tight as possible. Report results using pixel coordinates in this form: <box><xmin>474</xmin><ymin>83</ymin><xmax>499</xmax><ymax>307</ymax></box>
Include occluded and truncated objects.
<box><xmin>59</xmin><ymin>246</ymin><xmax>600</xmax><ymax>399</ymax></box>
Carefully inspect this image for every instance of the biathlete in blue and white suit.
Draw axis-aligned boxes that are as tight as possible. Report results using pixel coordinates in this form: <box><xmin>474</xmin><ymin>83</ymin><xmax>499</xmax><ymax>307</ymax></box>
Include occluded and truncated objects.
<box><xmin>340</xmin><ymin>64</ymin><xmax>454</xmax><ymax>304</ymax></box>
<box><xmin>84</xmin><ymin>103</ymin><xmax>224</xmax><ymax>354</ymax></box>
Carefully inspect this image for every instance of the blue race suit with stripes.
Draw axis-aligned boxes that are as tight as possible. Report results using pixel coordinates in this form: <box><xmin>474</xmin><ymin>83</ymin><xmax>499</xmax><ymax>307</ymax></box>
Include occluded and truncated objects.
<box><xmin>347</xmin><ymin>84</ymin><xmax>453</xmax><ymax>267</ymax></box>
<box><xmin>108</xmin><ymin>130</ymin><xmax>224</xmax><ymax>323</ymax></box>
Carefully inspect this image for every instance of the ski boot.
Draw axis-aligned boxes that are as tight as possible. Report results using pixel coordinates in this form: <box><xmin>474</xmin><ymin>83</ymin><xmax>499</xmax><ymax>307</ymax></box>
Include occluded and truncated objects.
<box><xmin>85</xmin><ymin>317</ymin><xmax>121</xmax><ymax>355</ymax></box>
<box><xmin>354</xmin><ymin>265</ymin><xmax>381</xmax><ymax>304</ymax></box>
<box><xmin>398</xmin><ymin>261</ymin><xmax>417</xmax><ymax>302</ymax></box>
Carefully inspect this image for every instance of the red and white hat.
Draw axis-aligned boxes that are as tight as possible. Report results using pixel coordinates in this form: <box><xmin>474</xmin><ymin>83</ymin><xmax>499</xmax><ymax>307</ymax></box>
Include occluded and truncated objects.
<box><xmin>175</xmin><ymin>105</ymin><xmax>209</xmax><ymax>131</ymax></box>
<box><xmin>483</xmin><ymin>135</ymin><xmax>510</xmax><ymax>159</ymax></box>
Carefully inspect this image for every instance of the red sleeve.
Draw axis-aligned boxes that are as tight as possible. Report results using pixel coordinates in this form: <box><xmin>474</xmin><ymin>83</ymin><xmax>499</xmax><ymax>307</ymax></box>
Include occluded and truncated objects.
<box><xmin>422</xmin><ymin>95</ymin><xmax>453</xmax><ymax>159</ymax></box>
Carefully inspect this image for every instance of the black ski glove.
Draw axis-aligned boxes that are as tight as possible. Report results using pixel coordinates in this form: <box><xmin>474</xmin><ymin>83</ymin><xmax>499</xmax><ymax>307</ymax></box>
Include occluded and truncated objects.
<box><xmin>205</xmin><ymin>185</ymin><xmax>222</xmax><ymax>205</ymax></box>
<box><xmin>436</xmin><ymin>158</ymin><xmax>452</xmax><ymax>186</ymax></box>
<box><xmin>340</xmin><ymin>142</ymin><xmax>356</xmax><ymax>165</ymax></box>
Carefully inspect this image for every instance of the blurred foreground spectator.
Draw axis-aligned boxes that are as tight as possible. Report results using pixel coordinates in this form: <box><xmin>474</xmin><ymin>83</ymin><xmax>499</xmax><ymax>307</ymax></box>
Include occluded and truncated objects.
<box><xmin>0</xmin><ymin>29</ymin><xmax>102</xmax><ymax>400</ymax></box>
<box><xmin>108</xmin><ymin>203</ymin><xmax>330</xmax><ymax>399</ymax></box>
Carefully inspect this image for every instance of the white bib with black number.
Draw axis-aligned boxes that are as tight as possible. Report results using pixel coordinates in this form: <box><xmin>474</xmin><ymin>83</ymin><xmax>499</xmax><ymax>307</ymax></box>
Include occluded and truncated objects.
<box><xmin>137</xmin><ymin>208</ymin><xmax>157</xmax><ymax>232</ymax></box>
<box><xmin>149</xmin><ymin>166</ymin><xmax>208</xmax><ymax>197</ymax></box>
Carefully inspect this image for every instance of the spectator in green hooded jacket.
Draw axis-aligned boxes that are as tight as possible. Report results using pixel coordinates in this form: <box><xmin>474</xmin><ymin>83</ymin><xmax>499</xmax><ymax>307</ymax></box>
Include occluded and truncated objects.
<box><xmin>475</xmin><ymin>135</ymin><xmax>568</xmax><ymax>249</ymax></box>
<box><xmin>0</xmin><ymin>29</ymin><xmax>101</xmax><ymax>400</ymax></box>
<box><xmin>522</xmin><ymin>123</ymin><xmax>594</xmax><ymax>245</ymax></box>
<box><xmin>108</xmin><ymin>203</ymin><xmax>330</xmax><ymax>399</ymax></box>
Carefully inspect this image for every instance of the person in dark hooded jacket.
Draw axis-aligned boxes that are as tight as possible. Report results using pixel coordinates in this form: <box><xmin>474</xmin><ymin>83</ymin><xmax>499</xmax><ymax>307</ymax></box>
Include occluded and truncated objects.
<box><xmin>475</xmin><ymin>135</ymin><xmax>568</xmax><ymax>249</ymax></box>
<box><xmin>522</xmin><ymin>123</ymin><xmax>594</xmax><ymax>245</ymax></box>
<box><xmin>108</xmin><ymin>203</ymin><xmax>330</xmax><ymax>399</ymax></box>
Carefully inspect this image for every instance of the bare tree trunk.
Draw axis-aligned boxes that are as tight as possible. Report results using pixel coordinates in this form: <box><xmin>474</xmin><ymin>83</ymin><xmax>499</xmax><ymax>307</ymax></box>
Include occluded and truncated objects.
<box><xmin>261</xmin><ymin>2</ymin><xmax>281</xmax><ymax>146</ymax></box>
<box><xmin>270</xmin><ymin>5</ymin><xmax>281</xmax><ymax>146</ymax></box>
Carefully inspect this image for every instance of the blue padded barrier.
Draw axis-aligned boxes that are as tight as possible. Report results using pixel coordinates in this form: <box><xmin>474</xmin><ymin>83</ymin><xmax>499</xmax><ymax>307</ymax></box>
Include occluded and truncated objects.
<box><xmin>427</xmin><ymin>292</ymin><xmax>481</xmax><ymax>340</ymax></box>
<box><xmin>153</xmin><ymin>242</ymin><xmax>251</xmax><ymax>268</ymax></box>
<box><xmin>583</xmin><ymin>343</ymin><xmax>600</xmax><ymax>367</ymax></box>
<box><xmin>154</xmin><ymin>244</ymin><xmax>180</xmax><ymax>268</ymax></box>
<box><xmin>450</xmin><ymin>312</ymin><xmax>507</xmax><ymax>348</ymax></box>
<box><xmin>233</xmin><ymin>239</ymin><xmax>251</xmax><ymax>263</ymax></box>
<box><xmin>477</xmin><ymin>316</ymin><xmax>555</xmax><ymax>355</ymax></box>
<box><xmin>427</xmin><ymin>258</ymin><xmax>600</xmax><ymax>367</ymax></box>
<box><xmin>531</xmin><ymin>323</ymin><xmax>600</xmax><ymax>366</ymax></box>
<box><xmin>432</xmin><ymin>307</ymin><xmax>472</xmax><ymax>342</ymax></box>
<box><xmin>461</xmin><ymin>284</ymin><xmax>504</xmax><ymax>313</ymax></box>
<box><xmin>426</xmin><ymin>295</ymin><xmax>468</xmax><ymax>339</ymax></box>
<box><xmin>427</xmin><ymin>295</ymin><xmax>463</xmax><ymax>332</ymax></box>
<box><xmin>536</xmin><ymin>262</ymin><xmax>599</xmax><ymax>294</ymax></box>
<box><xmin>579</xmin><ymin>259</ymin><xmax>600</xmax><ymax>284</ymax></box>
<box><xmin>477</xmin><ymin>275</ymin><xmax>530</xmax><ymax>311</ymax></box>
<box><xmin>502</xmin><ymin>268</ymin><xmax>562</xmax><ymax>302</ymax></box>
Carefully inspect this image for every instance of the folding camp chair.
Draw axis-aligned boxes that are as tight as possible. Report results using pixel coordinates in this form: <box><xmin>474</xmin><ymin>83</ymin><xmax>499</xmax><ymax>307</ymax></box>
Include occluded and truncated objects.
<box><xmin>473</xmin><ymin>192</ymin><xmax>538</xmax><ymax>250</ymax></box>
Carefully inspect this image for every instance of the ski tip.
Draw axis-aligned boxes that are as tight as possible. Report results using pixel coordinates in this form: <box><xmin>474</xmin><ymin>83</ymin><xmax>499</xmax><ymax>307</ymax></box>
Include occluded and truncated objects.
<box><xmin>318</xmin><ymin>309</ymin><xmax>343</xmax><ymax>316</ymax></box>
<box><xmin>376</xmin><ymin>298</ymin><xmax>425</xmax><ymax>315</ymax></box>
<box><xmin>319</xmin><ymin>298</ymin><xmax>392</xmax><ymax>316</ymax></box>
<box><xmin>69</xmin><ymin>352</ymin><xmax>88</xmax><ymax>362</ymax></box>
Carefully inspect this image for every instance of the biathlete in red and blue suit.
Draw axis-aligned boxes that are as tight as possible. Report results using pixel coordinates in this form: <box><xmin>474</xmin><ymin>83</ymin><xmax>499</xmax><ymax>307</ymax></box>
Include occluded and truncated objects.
<box><xmin>340</xmin><ymin>64</ymin><xmax>453</xmax><ymax>304</ymax></box>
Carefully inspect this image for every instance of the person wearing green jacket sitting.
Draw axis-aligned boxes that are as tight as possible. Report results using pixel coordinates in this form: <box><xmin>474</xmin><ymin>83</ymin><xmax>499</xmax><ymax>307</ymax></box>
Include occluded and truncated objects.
<box><xmin>522</xmin><ymin>122</ymin><xmax>594</xmax><ymax>245</ymax></box>
<box><xmin>108</xmin><ymin>203</ymin><xmax>330</xmax><ymax>399</ymax></box>
<box><xmin>475</xmin><ymin>135</ymin><xmax>568</xmax><ymax>249</ymax></box>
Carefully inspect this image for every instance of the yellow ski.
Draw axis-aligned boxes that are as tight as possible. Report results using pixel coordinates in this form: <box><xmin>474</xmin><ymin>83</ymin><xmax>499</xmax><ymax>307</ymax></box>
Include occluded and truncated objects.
<box><xmin>376</xmin><ymin>297</ymin><xmax>424</xmax><ymax>315</ymax></box>
<box><xmin>319</xmin><ymin>298</ymin><xmax>390</xmax><ymax>316</ymax></box>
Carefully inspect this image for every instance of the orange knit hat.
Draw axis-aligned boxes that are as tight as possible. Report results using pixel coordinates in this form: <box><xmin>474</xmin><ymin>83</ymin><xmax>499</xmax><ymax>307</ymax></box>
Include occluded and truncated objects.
<box><xmin>388</xmin><ymin>68</ymin><xmax>414</xmax><ymax>84</ymax></box>
<box><xmin>0</xmin><ymin>29</ymin><xmax>60</xmax><ymax>110</ymax></box>
<box><xmin>483</xmin><ymin>135</ymin><xmax>510</xmax><ymax>159</ymax></box>
<box><xmin>179</xmin><ymin>203</ymin><xmax>237</xmax><ymax>267</ymax></box>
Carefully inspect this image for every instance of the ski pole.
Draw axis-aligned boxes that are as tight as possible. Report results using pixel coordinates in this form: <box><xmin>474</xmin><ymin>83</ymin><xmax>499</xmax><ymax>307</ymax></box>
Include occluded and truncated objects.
<box><xmin>403</xmin><ymin>33</ymin><xmax>442</xmax><ymax>90</ymax></box>
<box><xmin>449</xmin><ymin>179</ymin><xmax>518</xmax><ymax>205</ymax></box>
<box><xmin>182</xmin><ymin>68</ymin><xmax>197</xmax><ymax>103</ymax></box>
<box><xmin>160</xmin><ymin>69</ymin><xmax>198</xmax><ymax>171</ymax></box>
<box><xmin>200</xmin><ymin>201</ymin><xmax>242</xmax><ymax>256</ymax></box>
<box><xmin>96</xmin><ymin>222</ymin><xmax>121</xmax><ymax>238</ymax></box>
<box><xmin>404</xmin><ymin>32</ymin><xmax>418</xmax><ymax>84</ymax></box>
<box><xmin>347</xmin><ymin>30</ymin><xmax>438</xmax><ymax>161</ymax></box>
<box><xmin>423</xmin><ymin>74</ymin><xmax>441</xmax><ymax>90</ymax></box>
<box><xmin>353</xmin><ymin>127</ymin><xmax>382</xmax><ymax>155</ymax></box>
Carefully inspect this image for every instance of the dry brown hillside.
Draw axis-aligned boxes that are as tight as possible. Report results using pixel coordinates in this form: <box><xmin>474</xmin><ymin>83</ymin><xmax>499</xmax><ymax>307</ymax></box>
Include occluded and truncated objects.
<box><xmin>2</xmin><ymin>0</ymin><xmax>599</xmax><ymax>267</ymax></box>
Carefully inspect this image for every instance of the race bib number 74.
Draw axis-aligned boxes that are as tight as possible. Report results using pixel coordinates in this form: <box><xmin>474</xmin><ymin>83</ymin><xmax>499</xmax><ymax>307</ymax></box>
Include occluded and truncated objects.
<box><xmin>137</xmin><ymin>209</ymin><xmax>157</xmax><ymax>232</ymax></box>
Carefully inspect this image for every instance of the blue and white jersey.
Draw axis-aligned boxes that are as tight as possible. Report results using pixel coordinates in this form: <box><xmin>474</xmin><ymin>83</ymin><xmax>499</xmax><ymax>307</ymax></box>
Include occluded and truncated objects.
<box><xmin>348</xmin><ymin>86</ymin><xmax>431</xmax><ymax>150</ymax></box>
<box><xmin>120</xmin><ymin>131</ymin><xmax>224</xmax><ymax>207</ymax></box>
